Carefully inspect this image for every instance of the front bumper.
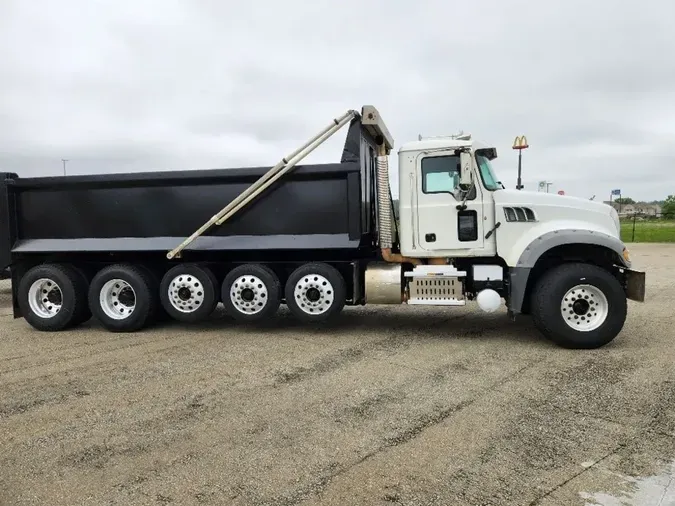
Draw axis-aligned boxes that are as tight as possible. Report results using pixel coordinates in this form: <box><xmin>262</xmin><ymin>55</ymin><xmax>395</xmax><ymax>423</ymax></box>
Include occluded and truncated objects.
<box><xmin>624</xmin><ymin>268</ymin><xmax>646</xmax><ymax>302</ymax></box>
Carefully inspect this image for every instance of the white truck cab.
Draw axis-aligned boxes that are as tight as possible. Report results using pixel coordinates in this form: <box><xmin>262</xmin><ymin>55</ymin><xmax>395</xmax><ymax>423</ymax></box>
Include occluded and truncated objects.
<box><xmin>398</xmin><ymin>135</ymin><xmax>499</xmax><ymax>258</ymax></box>
<box><xmin>388</xmin><ymin>132</ymin><xmax>645</xmax><ymax>349</ymax></box>
<box><xmin>398</xmin><ymin>134</ymin><xmax>622</xmax><ymax>261</ymax></box>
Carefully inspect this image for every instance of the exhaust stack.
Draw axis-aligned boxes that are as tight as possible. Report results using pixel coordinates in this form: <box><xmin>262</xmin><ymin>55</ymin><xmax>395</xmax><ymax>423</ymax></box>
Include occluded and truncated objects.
<box><xmin>375</xmin><ymin>144</ymin><xmax>422</xmax><ymax>266</ymax></box>
<box><xmin>361</xmin><ymin>105</ymin><xmax>419</xmax><ymax>264</ymax></box>
<box><xmin>376</xmin><ymin>153</ymin><xmax>393</xmax><ymax>250</ymax></box>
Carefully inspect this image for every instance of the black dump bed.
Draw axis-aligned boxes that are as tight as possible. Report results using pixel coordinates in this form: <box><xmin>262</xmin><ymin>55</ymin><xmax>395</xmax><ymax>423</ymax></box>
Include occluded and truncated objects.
<box><xmin>0</xmin><ymin>116</ymin><xmax>382</xmax><ymax>269</ymax></box>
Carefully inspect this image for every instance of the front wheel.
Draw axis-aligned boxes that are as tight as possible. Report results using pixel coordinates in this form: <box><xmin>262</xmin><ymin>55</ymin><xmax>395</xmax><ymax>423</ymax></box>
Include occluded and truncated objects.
<box><xmin>530</xmin><ymin>263</ymin><xmax>627</xmax><ymax>349</ymax></box>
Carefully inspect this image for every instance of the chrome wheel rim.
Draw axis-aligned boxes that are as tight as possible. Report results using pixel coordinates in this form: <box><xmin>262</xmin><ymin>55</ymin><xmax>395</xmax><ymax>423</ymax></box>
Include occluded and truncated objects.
<box><xmin>293</xmin><ymin>274</ymin><xmax>334</xmax><ymax>315</ymax></box>
<box><xmin>560</xmin><ymin>284</ymin><xmax>608</xmax><ymax>332</ymax></box>
<box><xmin>230</xmin><ymin>275</ymin><xmax>268</xmax><ymax>315</ymax></box>
<box><xmin>99</xmin><ymin>279</ymin><xmax>136</xmax><ymax>320</ymax></box>
<box><xmin>28</xmin><ymin>278</ymin><xmax>62</xmax><ymax>318</ymax></box>
<box><xmin>168</xmin><ymin>274</ymin><xmax>205</xmax><ymax>313</ymax></box>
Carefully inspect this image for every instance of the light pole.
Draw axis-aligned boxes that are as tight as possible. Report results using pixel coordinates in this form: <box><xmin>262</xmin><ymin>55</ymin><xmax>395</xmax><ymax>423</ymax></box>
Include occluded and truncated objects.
<box><xmin>512</xmin><ymin>135</ymin><xmax>529</xmax><ymax>190</ymax></box>
<box><xmin>61</xmin><ymin>159</ymin><xmax>68</xmax><ymax>176</ymax></box>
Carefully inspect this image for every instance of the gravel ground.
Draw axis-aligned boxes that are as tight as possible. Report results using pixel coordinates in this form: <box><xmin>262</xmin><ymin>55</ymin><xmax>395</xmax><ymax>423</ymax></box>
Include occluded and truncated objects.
<box><xmin>0</xmin><ymin>243</ymin><xmax>673</xmax><ymax>506</ymax></box>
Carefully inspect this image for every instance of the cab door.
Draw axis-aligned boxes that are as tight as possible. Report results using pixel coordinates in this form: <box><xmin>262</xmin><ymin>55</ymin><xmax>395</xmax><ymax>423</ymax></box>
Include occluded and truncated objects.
<box><xmin>414</xmin><ymin>151</ymin><xmax>484</xmax><ymax>254</ymax></box>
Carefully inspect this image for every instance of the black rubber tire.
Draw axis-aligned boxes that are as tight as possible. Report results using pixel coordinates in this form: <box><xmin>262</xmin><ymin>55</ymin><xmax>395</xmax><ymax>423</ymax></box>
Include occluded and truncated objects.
<box><xmin>530</xmin><ymin>262</ymin><xmax>627</xmax><ymax>349</ymax></box>
<box><xmin>17</xmin><ymin>263</ymin><xmax>89</xmax><ymax>332</ymax></box>
<box><xmin>159</xmin><ymin>264</ymin><xmax>219</xmax><ymax>323</ymax></box>
<box><xmin>284</xmin><ymin>263</ymin><xmax>346</xmax><ymax>323</ymax></box>
<box><xmin>88</xmin><ymin>264</ymin><xmax>159</xmax><ymax>332</ymax></box>
<box><xmin>221</xmin><ymin>264</ymin><xmax>281</xmax><ymax>322</ymax></box>
<box><xmin>140</xmin><ymin>266</ymin><xmax>172</xmax><ymax>323</ymax></box>
<box><xmin>64</xmin><ymin>263</ymin><xmax>92</xmax><ymax>326</ymax></box>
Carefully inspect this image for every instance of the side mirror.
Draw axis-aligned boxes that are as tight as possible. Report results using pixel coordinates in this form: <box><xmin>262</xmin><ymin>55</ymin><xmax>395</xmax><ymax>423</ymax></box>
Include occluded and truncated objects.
<box><xmin>459</xmin><ymin>151</ymin><xmax>473</xmax><ymax>189</ymax></box>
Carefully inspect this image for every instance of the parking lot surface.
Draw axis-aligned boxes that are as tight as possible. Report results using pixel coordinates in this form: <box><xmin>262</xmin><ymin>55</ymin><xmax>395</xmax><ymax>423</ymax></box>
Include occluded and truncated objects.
<box><xmin>1</xmin><ymin>243</ymin><xmax>674</xmax><ymax>506</ymax></box>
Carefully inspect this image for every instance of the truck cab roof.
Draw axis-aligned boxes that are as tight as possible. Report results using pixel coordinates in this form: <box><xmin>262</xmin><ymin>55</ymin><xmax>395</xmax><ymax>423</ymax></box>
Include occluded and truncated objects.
<box><xmin>398</xmin><ymin>137</ymin><xmax>497</xmax><ymax>159</ymax></box>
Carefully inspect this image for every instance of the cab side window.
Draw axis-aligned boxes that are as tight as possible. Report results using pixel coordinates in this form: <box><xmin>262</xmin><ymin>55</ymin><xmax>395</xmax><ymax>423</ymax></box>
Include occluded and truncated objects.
<box><xmin>421</xmin><ymin>155</ymin><xmax>459</xmax><ymax>194</ymax></box>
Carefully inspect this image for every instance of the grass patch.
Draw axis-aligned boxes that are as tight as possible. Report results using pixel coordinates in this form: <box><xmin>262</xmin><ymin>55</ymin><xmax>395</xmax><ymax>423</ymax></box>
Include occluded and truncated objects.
<box><xmin>621</xmin><ymin>219</ymin><xmax>675</xmax><ymax>243</ymax></box>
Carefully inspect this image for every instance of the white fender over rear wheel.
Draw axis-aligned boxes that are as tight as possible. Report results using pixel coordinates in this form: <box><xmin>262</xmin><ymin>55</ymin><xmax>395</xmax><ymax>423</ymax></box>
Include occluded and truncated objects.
<box><xmin>159</xmin><ymin>264</ymin><xmax>219</xmax><ymax>323</ymax></box>
<box><xmin>88</xmin><ymin>264</ymin><xmax>159</xmax><ymax>332</ymax></box>
<box><xmin>18</xmin><ymin>263</ymin><xmax>89</xmax><ymax>331</ymax></box>
<box><xmin>222</xmin><ymin>264</ymin><xmax>281</xmax><ymax>322</ymax></box>
<box><xmin>285</xmin><ymin>263</ymin><xmax>346</xmax><ymax>323</ymax></box>
<box><xmin>530</xmin><ymin>262</ymin><xmax>627</xmax><ymax>349</ymax></box>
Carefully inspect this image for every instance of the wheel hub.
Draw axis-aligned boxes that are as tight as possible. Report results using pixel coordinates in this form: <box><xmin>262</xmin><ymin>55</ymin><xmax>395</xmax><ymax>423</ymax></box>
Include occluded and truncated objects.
<box><xmin>28</xmin><ymin>278</ymin><xmax>63</xmax><ymax>319</ymax></box>
<box><xmin>230</xmin><ymin>275</ymin><xmax>268</xmax><ymax>314</ymax></box>
<box><xmin>306</xmin><ymin>287</ymin><xmax>321</xmax><ymax>302</ymax></box>
<box><xmin>169</xmin><ymin>275</ymin><xmax>204</xmax><ymax>313</ymax></box>
<box><xmin>100</xmin><ymin>279</ymin><xmax>136</xmax><ymax>320</ymax></box>
<box><xmin>572</xmin><ymin>299</ymin><xmax>590</xmax><ymax>316</ymax></box>
<box><xmin>118</xmin><ymin>287</ymin><xmax>135</xmax><ymax>307</ymax></box>
<box><xmin>177</xmin><ymin>287</ymin><xmax>192</xmax><ymax>301</ymax></box>
<box><xmin>560</xmin><ymin>284</ymin><xmax>609</xmax><ymax>332</ymax></box>
<box><xmin>294</xmin><ymin>274</ymin><xmax>334</xmax><ymax>315</ymax></box>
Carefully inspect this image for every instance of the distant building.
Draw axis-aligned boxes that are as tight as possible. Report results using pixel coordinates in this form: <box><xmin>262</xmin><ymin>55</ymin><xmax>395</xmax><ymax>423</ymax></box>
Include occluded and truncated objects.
<box><xmin>603</xmin><ymin>201</ymin><xmax>662</xmax><ymax>217</ymax></box>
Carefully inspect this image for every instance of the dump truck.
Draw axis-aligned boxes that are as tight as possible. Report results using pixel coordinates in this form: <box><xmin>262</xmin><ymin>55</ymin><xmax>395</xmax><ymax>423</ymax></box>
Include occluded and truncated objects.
<box><xmin>0</xmin><ymin>106</ymin><xmax>645</xmax><ymax>348</ymax></box>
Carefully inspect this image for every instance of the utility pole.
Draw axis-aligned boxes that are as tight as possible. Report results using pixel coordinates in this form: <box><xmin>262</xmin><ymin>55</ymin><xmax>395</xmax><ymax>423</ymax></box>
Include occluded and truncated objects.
<box><xmin>61</xmin><ymin>159</ymin><xmax>68</xmax><ymax>176</ymax></box>
<box><xmin>512</xmin><ymin>135</ymin><xmax>529</xmax><ymax>190</ymax></box>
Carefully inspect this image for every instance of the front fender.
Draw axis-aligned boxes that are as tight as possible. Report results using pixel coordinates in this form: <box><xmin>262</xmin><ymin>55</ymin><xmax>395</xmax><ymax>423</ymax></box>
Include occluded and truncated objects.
<box><xmin>504</xmin><ymin>225</ymin><xmax>631</xmax><ymax>315</ymax></box>
<box><xmin>500</xmin><ymin>220</ymin><xmax>626</xmax><ymax>268</ymax></box>
<box><xmin>514</xmin><ymin>228</ymin><xmax>630</xmax><ymax>269</ymax></box>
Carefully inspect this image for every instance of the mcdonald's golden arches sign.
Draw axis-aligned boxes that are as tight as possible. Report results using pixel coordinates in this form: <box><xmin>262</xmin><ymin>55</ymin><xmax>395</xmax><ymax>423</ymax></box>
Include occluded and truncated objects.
<box><xmin>512</xmin><ymin>135</ymin><xmax>529</xmax><ymax>150</ymax></box>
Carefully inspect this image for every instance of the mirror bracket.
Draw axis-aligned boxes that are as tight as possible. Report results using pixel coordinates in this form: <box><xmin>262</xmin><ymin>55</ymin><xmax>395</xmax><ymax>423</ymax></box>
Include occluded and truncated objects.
<box><xmin>452</xmin><ymin>147</ymin><xmax>474</xmax><ymax>206</ymax></box>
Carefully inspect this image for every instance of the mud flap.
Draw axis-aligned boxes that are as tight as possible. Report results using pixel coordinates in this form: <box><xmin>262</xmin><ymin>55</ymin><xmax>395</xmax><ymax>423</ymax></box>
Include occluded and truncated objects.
<box><xmin>624</xmin><ymin>268</ymin><xmax>646</xmax><ymax>302</ymax></box>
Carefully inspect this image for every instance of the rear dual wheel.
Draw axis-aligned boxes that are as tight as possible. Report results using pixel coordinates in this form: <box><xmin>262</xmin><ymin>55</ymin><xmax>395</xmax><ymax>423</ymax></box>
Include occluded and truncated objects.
<box><xmin>19</xmin><ymin>261</ymin><xmax>348</xmax><ymax>332</ymax></box>
<box><xmin>285</xmin><ymin>263</ymin><xmax>346</xmax><ymax>323</ymax></box>
<box><xmin>18</xmin><ymin>263</ymin><xmax>89</xmax><ymax>331</ymax></box>
<box><xmin>89</xmin><ymin>263</ymin><xmax>221</xmax><ymax>328</ymax></box>
<box><xmin>221</xmin><ymin>262</ymin><xmax>346</xmax><ymax>323</ymax></box>
<box><xmin>222</xmin><ymin>264</ymin><xmax>281</xmax><ymax>322</ymax></box>
<box><xmin>88</xmin><ymin>264</ymin><xmax>160</xmax><ymax>332</ymax></box>
<box><xmin>159</xmin><ymin>264</ymin><xmax>219</xmax><ymax>323</ymax></box>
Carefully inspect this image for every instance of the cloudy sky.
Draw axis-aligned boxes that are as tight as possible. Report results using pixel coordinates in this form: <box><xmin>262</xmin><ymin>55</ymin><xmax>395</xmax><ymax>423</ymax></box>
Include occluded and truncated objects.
<box><xmin>1</xmin><ymin>0</ymin><xmax>674</xmax><ymax>202</ymax></box>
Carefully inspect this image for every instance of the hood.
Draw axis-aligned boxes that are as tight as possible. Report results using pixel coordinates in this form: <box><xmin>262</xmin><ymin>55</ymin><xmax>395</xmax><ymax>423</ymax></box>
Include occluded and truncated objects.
<box><xmin>493</xmin><ymin>189</ymin><xmax>620</xmax><ymax>238</ymax></box>
<box><xmin>493</xmin><ymin>189</ymin><xmax>612</xmax><ymax>214</ymax></box>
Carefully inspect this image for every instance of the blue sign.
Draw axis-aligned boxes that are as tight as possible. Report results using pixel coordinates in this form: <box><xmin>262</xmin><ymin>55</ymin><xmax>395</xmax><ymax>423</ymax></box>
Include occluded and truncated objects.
<box><xmin>611</xmin><ymin>189</ymin><xmax>621</xmax><ymax>195</ymax></box>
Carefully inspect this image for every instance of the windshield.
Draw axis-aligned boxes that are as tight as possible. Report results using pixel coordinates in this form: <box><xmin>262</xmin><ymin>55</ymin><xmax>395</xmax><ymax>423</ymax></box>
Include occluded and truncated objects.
<box><xmin>476</xmin><ymin>153</ymin><xmax>501</xmax><ymax>191</ymax></box>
